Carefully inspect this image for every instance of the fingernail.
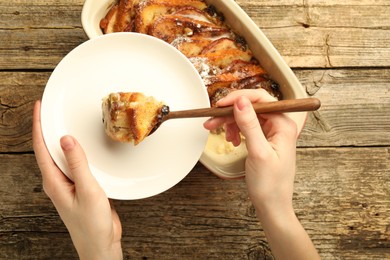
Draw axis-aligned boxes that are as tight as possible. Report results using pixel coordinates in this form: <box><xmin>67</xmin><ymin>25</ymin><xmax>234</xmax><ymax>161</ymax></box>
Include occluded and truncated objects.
<box><xmin>60</xmin><ymin>135</ymin><xmax>75</xmax><ymax>151</ymax></box>
<box><xmin>236</xmin><ymin>96</ymin><xmax>250</xmax><ymax>111</ymax></box>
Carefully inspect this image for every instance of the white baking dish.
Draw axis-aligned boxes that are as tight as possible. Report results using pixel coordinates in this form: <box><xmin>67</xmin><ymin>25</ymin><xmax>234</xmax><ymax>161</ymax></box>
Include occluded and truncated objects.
<box><xmin>81</xmin><ymin>0</ymin><xmax>308</xmax><ymax>179</ymax></box>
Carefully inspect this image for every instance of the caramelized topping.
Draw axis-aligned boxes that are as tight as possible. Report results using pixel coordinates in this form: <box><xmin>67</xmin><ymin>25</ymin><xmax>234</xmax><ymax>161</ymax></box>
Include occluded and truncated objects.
<box><xmin>99</xmin><ymin>0</ymin><xmax>283</xmax><ymax>105</ymax></box>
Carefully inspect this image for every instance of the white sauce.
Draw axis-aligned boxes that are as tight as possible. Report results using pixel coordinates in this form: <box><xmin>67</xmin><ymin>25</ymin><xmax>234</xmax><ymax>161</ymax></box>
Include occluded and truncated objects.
<box><xmin>205</xmin><ymin>132</ymin><xmax>248</xmax><ymax>163</ymax></box>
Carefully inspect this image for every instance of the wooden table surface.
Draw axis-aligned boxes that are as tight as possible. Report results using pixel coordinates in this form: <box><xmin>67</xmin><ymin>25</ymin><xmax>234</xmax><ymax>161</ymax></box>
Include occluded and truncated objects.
<box><xmin>1</xmin><ymin>0</ymin><xmax>389</xmax><ymax>259</ymax></box>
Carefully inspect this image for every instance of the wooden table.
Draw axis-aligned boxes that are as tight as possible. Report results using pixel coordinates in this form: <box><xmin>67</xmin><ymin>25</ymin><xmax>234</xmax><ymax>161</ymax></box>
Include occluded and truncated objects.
<box><xmin>1</xmin><ymin>0</ymin><xmax>389</xmax><ymax>259</ymax></box>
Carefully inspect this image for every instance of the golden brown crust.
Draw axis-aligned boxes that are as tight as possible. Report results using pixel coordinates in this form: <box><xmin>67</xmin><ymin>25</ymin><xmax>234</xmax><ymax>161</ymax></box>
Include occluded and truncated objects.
<box><xmin>173</xmin><ymin>6</ymin><xmax>224</xmax><ymax>26</ymax></box>
<box><xmin>102</xmin><ymin>92</ymin><xmax>164</xmax><ymax>145</ymax></box>
<box><xmin>206</xmin><ymin>60</ymin><xmax>266</xmax><ymax>93</ymax></box>
<box><xmin>149</xmin><ymin>15</ymin><xmax>228</xmax><ymax>43</ymax></box>
<box><xmin>115</xmin><ymin>0</ymin><xmax>134</xmax><ymax>32</ymax></box>
<box><xmin>134</xmin><ymin>0</ymin><xmax>207</xmax><ymax>34</ymax></box>
<box><xmin>100</xmin><ymin>0</ymin><xmax>282</xmax><ymax>105</ymax></box>
<box><xmin>100</xmin><ymin>4</ymin><xmax>119</xmax><ymax>34</ymax></box>
<box><xmin>171</xmin><ymin>37</ymin><xmax>213</xmax><ymax>57</ymax></box>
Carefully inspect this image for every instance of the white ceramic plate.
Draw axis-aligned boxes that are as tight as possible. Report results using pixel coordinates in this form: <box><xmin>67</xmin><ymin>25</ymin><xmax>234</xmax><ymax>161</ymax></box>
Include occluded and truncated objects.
<box><xmin>41</xmin><ymin>32</ymin><xmax>209</xmax><ymax>200</ymax></box>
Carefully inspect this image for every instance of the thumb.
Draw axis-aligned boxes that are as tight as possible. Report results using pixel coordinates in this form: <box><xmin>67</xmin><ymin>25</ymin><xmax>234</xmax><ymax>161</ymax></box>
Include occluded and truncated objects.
<box><xmin>60</xmin><ymin>135</ymin><xmax>97</xmax><ymax>192</ymax></box>
<box><xmin>234</xmin><ymin>96</ymin><xmax>269</xmax><ymax>155</ymax></box>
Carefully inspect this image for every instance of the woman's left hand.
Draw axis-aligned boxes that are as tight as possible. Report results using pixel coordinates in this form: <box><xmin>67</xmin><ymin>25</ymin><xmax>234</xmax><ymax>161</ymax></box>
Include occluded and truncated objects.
<box><xmin>32</xmin><ymin>100</ymin><xmax>123</xmax><ymax>260</ymax></box>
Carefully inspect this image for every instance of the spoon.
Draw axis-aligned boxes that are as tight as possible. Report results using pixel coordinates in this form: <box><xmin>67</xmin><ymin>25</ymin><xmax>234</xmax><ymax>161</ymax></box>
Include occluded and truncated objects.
<box><xmin>150</xmin><ymin>97</ymin><xmax>321</xmax><ymax>134</ymax></box>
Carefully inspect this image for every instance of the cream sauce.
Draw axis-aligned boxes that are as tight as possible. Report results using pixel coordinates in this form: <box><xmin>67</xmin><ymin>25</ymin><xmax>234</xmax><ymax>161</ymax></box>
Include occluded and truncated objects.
<box><xmin>204</xmin><ymin>132</ymin><xmax>247</xmax><ymax>163</ymax></box>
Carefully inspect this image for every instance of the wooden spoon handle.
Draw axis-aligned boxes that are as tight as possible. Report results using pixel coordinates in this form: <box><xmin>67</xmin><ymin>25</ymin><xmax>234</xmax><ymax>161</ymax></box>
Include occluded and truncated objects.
<box><xmin>168</xmin><ymin>98</ymin><xmax>321</xmax><ymax>119</ymax></box>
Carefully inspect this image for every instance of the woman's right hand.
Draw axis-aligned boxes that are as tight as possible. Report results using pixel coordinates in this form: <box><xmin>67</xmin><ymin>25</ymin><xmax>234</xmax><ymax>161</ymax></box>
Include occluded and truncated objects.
<box><xmin>204</xmin><ymin>89</ymin><xmax>298</xmax><ymax>215</ymax></box>
<box><xmin>204</xmin><ymin>89</ymin><xmax>320</xmax><ymax>260</ymax></box>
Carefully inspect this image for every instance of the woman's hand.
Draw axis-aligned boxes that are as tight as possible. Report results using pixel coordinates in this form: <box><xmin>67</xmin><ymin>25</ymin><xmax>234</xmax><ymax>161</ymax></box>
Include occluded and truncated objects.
<box><xmin>204</xmin><ymin>89</ymin><xmax>298</xmax><ymax>214</ymax></box>
<box><xmin>204</xmin><ymin>89</ymin><xmax>320</xmax><ymax>260</ymax></box>
<box><xmin>32</xmin><ymin>100</ymin><xmax>123</xmax><ymax>260</ymax></box>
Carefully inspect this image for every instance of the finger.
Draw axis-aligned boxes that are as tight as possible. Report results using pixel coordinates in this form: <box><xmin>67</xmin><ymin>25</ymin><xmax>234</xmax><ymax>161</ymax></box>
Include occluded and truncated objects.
<box><xmin>203</xmin><ymin>116</ymin><xmax>225</xmax><ymax>130</ymax></box>
<box><xmin>32</xmin><ymin>100</ymin><xmax>56</xmax><ymax>174</ymax></box>
<box><xmin>203</xmin><ymin>116</ymin><xmax>236</xmax><ymax>131</ymax></box>
<box><xmin>224</xmin><ymin>122</ymin><xmax>241</xmax><ymax>146</ymax></box>
<box><xmin>205</xmin><ymin>89</ymin><xmax>276</xmax><ymax>130</ymax></box>
<box><xmin>32</xmin><ymin>100</ymin><xmax>72</xmax><ymax>198</ymax></box>
<box><xmin>260</xmin><ymin>113</ymin><xmax>298</xmax><ymax>152</ymax></box>
<box><xmin>60</xmin><ymin>135</ymin><xmax>100</xmax><ymax>196</ymax></box>
<box><xmin>217</xmin><ymin>88</ymin><xmax>276</xmax><ymax>107</ymax></box>
<box><xmin>233</xmin><ymin>96</ymin><xmax>271</xmax><ymax>155</ymax></box>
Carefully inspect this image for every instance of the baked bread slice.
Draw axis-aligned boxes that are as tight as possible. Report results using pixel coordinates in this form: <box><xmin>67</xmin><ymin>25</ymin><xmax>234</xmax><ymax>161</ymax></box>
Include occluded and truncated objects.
<box><xmin>149</xmin><ymin>14</ymin><xmax>229</xmax><ymax>43</ymax></box>
<box><xmin>100</xmin><ymin>0</ymin><xmax>136</xmax><ymax>33</ymax></box>
<box><xmin>102</xmin><ymin>92</ymin><xmax>164</xmax><ymax>145</ymax></box>
<box><xmin>134</xmin><ymin>0</ymin><xmax>207</xmax><ymax>33</ymax></box>
<box><xmin>171</xmin><ymin>36</ymin><xmax>213</xmax><ymax>57</ymax></box>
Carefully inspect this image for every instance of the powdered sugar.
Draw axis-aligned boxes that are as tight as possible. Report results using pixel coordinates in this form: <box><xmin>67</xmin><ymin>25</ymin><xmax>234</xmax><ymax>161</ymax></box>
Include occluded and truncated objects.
<box><xmin>170</xmin><ymin>36</ymin><xmax>192</xmax><ymax>48</ymax></box>
<box><xmin>189</xmin><ymin>57</ymin><xmax>221</xmax><ymax>86</ymax></box>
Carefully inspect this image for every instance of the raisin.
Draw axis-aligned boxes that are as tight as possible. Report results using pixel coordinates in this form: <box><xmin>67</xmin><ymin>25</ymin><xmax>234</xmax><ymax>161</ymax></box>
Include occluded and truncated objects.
<box><xmin>205</xmin><ymin>5</ymin><xmax>225</xmax><ymax>22</ymax></box>
<box><xmin>234</xmin><ymin>34</ymin><xmax>247</xmax><ymax>50</ymax></box>
<box><xmin>161</xmin><ymin>105</ymin><xmax>170</xmax><ymax>116</ymax></box>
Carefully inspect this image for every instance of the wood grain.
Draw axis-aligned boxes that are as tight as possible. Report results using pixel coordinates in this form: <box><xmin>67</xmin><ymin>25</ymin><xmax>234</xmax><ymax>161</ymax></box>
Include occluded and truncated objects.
<box><xmin>237</xmin><ymin>1</ymin><xmax>390</xmax><ymax>67</ymax></box>
<box><xmin>0</xmin><ymin>72</ymin><xmax>45</xmax><ymax>152</ymax></box>
<box><xmin>1</xmin><ymin>69</ymin><xmax>389</xmax><ymax>152</ymax></box>
<box><xmin>0</xmin><ymin>0</ymin><xmax>389</xmax><ymax>259</ymax></box>
<box><xmin>0</xmin><ymin>1</ymin><xmax>389</xmax><ymax>69</ymax></box>
<box><xmin>296</xmin><ymin>68</ymin><xmax>390</xmax><ymax>147</ymax></box>
<box><xmin>0</xmin><ymin>149</ymin><xmax>388</xmax><ymax>259</ymax></box>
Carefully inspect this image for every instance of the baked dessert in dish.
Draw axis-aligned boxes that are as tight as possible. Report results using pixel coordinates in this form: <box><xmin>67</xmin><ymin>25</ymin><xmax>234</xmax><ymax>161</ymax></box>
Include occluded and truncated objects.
<box><xmin>102</xmin><ymin>92</ymin><xmax>165</xmax><ymax>145</ymax></box>
<box><xmin>99</xmin><ymin>0</ymin><xmax>282</xmax><ymax>106</ymax></box>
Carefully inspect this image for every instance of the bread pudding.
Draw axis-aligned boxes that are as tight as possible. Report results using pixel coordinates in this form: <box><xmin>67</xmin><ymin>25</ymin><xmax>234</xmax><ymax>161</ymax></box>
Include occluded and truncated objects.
<box><xmin>99</xmin><ymin>0</ymin><xmax>282</xmax><ymax>106</ymax></box>
<box><xmin>102</xmin><ymin>92</ymin><xmax>165</xmax><ymax>145</ymax></box>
